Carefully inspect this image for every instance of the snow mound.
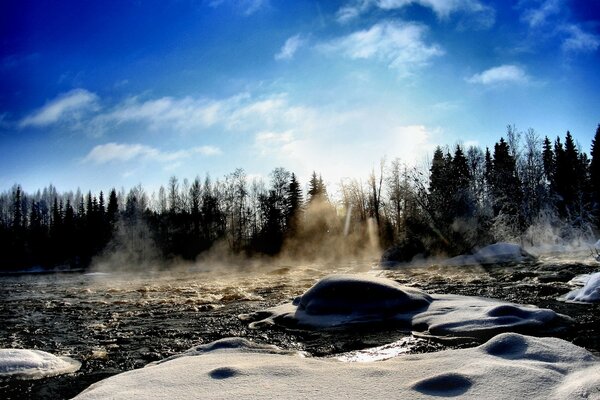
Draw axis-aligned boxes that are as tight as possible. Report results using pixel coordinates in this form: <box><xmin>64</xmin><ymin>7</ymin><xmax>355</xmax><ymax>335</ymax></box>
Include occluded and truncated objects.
<box><xmin>73</xmin><ymin>333</ymin><xmax>600</xmax><ymax>400</ymax></box>
<box><xmin>240</xmin><ymin>274</ymin><xmax>568</xmax><ymax>340</ymax></box>
<box><xmin>562</xmin><ymin>272</ymin><xmax>600</xmax><ymax>303</ymax></box>
<box><xmin>444</xmin><ymin>242</ymin><xmax>536</xmax><ymax>266</ymax></box>
<box><xmin>0</xmin><ymin>349</ymin><xmax>81</xmax><ymax>379</ymax></box>
<box><xmin>294</xmin><ymin>274</ymin><xmax>431</xmax><ymax>315</ymax></box>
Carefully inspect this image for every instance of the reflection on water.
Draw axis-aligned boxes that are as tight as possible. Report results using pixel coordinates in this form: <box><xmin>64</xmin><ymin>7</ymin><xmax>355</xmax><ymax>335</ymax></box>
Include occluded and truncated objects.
<box><xmin>0</xmin><ymin>253</ymin><xmax>599</xmax><ymax>399</ymax></box>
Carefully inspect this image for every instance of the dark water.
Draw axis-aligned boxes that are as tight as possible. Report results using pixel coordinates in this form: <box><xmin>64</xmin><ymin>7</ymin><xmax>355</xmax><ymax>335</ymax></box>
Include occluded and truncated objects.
<box><xmin>1</xmin><ymin>254</ymin><xmax>599</xmax><ymax>399</ymax></box>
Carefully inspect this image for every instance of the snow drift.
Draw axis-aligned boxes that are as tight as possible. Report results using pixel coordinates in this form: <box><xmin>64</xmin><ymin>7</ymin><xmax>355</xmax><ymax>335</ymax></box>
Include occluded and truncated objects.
<box><xmin>0</xmin><ymin>349</ymin><xmax>80</xmax><ymax>379</ymax></box>
<box><xmin>240</xmin><ymin>274</ymin><xmax>568</xmax><ymax>341</ymax></box>
<box><xmin>562</xmin><ymin>272</ymin><xmax>600</xmax><ymax>303</ymax></box>
<box><xmin>73</xmin><ymin>334</ymin><xmax>600</xmax><ymax>399</ymax></box>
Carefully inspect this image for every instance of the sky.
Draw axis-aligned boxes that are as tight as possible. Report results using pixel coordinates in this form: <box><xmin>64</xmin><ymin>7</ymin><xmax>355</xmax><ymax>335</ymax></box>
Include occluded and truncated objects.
<box><xmin>1</xmin><ymin>0</ymin><xmax>599</xmax><ymax>195</ymax></box>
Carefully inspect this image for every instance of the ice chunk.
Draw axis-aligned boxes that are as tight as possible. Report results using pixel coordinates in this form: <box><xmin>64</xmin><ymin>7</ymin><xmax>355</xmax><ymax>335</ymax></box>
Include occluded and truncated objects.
<box><xmin>444</xmin><ymin>242</ymin><xmax>536</xmax><ymax>266</ymax></box>
<box><xmin>562</xmin><ymin>272</ymin><xmax>600</xmax><ymax>303</ymax></box>
<box><xmin>241</xmin><ymin>274</ymin><xmax>568</xmax><ymax>340</ymax></box>
<box><xmin>73</xmin><ymin>333</ymin><xmax>600</xmax><ymax>400</ymax></box>
<box><xmin>0</xmin><ymin>349</ymin><xmax>81</xmax><ymax>379</ymax></box>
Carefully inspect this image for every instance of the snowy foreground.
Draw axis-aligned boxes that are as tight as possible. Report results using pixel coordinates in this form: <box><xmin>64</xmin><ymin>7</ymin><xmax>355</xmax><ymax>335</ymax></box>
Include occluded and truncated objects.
<box><xmin>74</xmin><ymin>334</ymin><xmax>600</xmax><ymax>400</ymax></box>
<box><xmin>0</xmin><ymin>349</ymin><xmax>80</xmax><ymax>379</ymax></box>
<box><xmin>71</xmin><ymin>274</ymin><xmax>600</xmax><ymax>399</ymax></box>
<box><xmin>241</xmin><ymin>274</ymin><xmax>569</xmax><ymax>340</ymax></box>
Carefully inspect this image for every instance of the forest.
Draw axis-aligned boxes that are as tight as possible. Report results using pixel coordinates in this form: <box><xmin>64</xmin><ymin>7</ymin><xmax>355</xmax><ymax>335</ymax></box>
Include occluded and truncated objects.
<box><xmin>1</xmin><ymin>125</ymin><xmax>599</xmax><ymax>271</ymax></box>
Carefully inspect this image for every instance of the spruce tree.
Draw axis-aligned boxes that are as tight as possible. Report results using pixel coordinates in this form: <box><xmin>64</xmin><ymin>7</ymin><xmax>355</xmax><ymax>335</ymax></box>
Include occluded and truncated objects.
<box><xmin>590</xmin><ymin>125</ymin><xmax>600</xmax><ymax>216</ymax></box>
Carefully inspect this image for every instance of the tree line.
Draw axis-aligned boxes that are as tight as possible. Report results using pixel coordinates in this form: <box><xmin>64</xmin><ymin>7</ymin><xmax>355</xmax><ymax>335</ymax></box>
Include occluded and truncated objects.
<box><xmin>0</xmin><ymin>125</ymin><xmax>599</xmax><ymax>271</ymax></box>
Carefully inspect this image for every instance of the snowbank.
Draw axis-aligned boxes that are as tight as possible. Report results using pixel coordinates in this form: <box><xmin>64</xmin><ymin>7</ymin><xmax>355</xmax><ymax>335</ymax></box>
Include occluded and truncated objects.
<box><xmin>240</xmin><ymin>274</ymin><xmax>568</xmax><ymax>341</ymax></box>
<box><xmin>444</xmin><ymin>242</ymin><xmax>536</xmax><ymax>266</ymax></box>
<box><xmin>0</xmin><ymin>349</ymin><xmax>80</xmax><ymax>379</ymax></box>
<box><xmin>562</xmin><ymin>272</ymin><xmax>600</xmax><ymax>303</ymax></box>
<box><xmin>73</xmin><ymin>334</ymin><xmax>600</xmax><ymax>400</ymax></box>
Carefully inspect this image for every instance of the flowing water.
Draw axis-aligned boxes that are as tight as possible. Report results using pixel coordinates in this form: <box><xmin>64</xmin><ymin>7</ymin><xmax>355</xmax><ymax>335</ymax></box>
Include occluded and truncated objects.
<box><xmin>1</xmin><ymin>253</ymin><xmax>599</xmax><ymax>399</ymax></box>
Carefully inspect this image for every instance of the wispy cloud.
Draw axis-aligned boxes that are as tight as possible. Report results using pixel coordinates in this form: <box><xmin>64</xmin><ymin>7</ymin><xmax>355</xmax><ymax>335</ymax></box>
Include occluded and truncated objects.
<box><xmin>319</xmin><ymin>21</ymin><xmax>443</xmax><ymax>77</ymax></box>
<box><xmin>561</xmin><ymin>24</ymin><xmax>600</xmax><ymax>53</ymax></box>
<box><xmin>209</xmin><ymin>0</ymin><xmax>268</xmax><ymax>15</ymax></box>
<box><xmin>19</xmin><ymin>89</ymin><xmax>98</xmax><ymax>128</ymax></box>
<box><xmin>336</xmin><ymin>0</ymin><xmax>494</xmax><ymax>25</ymax></box>
<box><xmin>254</xmin><ymin>130</ymin><xmax>297</xmax><ymax>155</ymax></box>
<box><xmin>91</xmin><ymin>95</ymin><xmax>226</xmax><ymax>135</ymax></box>
<box><xmin>82</xmin><ymin>143</ymin><xmax>221</xmax><ymax>165</ymax></box>
<box><xmin>467</xmin><ymin>65</ymin><xmax>530</xmax><ymax>85</ymax></box>
<box><xmin>275</xmin><ymin>34</ymin><xmax>306</xmax><ymax>61</ymax></box>
<box><xmin>520</xmin><ymin>0</ymin><xmax>561</xmax><ymax>28</ymax></box>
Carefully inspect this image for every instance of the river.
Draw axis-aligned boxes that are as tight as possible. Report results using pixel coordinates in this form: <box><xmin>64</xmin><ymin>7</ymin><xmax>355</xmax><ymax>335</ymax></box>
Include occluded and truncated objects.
<box><xmin>1</xmin><ymin>253</ymin><xmax>599</xmax><ymax>399</ymax></box>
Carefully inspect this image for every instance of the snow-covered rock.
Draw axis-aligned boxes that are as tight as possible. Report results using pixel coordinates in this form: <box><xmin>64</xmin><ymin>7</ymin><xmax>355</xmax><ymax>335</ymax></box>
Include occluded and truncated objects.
<box><xmin>240</xmin><ymin>274</ymin><xmax>568</xmax><ymax>341</ymax></box>
<box><xmin>0</xmin><ymin>349</ymin><xmax>80</xmax><ymax>379</ymax></box>
<box><xmin>444</xmin><ymin>242</ymin><xmax>536</xmax><ymax>266</ymax></box>
<box><xmin>562</xmin><ymin>272</ymin><xmax>600</xmax><ymax>303</ymax></box>
<box><xmin>73</xmin><ymin>334</ymin><xmax>600</xmax><ymax>400</ymax></box>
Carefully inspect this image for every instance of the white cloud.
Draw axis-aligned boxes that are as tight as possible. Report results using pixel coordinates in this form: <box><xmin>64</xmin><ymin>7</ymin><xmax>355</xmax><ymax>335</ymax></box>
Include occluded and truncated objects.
<box><xmin>275</xmin><ymin>34</ymin><xmax>305</xmax><ymax>61</ymax></box>
<box><xmin>467</xmin><ymin>65</ymin><xmax>530</xmax><ymax>85</ymax></box>
<box><xmin>319</xmin><ymin>21</ymin><xmax>444</xmax><ymax>77</ymax></box>
<box><xmin>561</xmin><ymin>24</ymin><xmax>600</xmax><ymax>53</ymax></box>
<box><xmin>19</xmin><ymin>89</ymin><xmax>98</xmax><ymax>128</ymax></box>
<box><xmin>209</xmin><ymin>0</ymin><xmax>267</xmax><ymax>15</ymax></box>
<box><xmin>520</xmin><ymin>0</ymin><xmax>561</xmax><ymax>28</ymax></box>
<box><xmin>83</xmin><ymin>143</ymin><xmax>221</xmax><ymax>165</ymax></box>
<box><xmin>254</xmin><ymin>130</ymin><xmax>297</xmax><ymax>155</ymax></box>
<box><xmin>336</xmin><ymin>0</ymin><xmax>494</xmax><ymax>24</ymax></box>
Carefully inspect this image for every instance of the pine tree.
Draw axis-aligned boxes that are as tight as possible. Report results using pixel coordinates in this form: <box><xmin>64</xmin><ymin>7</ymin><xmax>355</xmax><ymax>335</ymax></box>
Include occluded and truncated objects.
<box><xmin>286</xmin><ymin>173</ymin><xmax>303</xmax><ymax>233</ymax></box>
<box><xmin>308</xmin><ymin>171</ymin><xmax>327</xmax><ymax>203</ymax></box>
<box><xmin>12</xmin><ymin>186</ymin><xmax>23</xmax><ymax>230</ymax></box>
<box><xmin>591</xmin><ymin>125</ymin><xmax>600</xmax><ymax>223</ymax></box>
<box><xmin>491</xmin><ymin>138</ymin><xmax>522</xmax><ymax>218</ymax></box>
<box><xmin>542</xmin><ymin>136</ymin><xmax>554</xmax><ymax>185</ymax></box>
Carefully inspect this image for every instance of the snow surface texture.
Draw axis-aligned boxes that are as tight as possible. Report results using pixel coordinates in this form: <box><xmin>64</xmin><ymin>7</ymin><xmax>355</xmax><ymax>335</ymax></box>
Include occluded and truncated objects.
<box><xmin>74</xmin><ymin>334</ymin><xmax>600</xmax><ymax>400</ymax></box>
<box><xmin>444</xmin><ymin>242</ymin><xmax>537</xmax><ymax>266</ymax></box>
<box><xmin>0</xmin><ymin>349</ymin><xmax>81</xmax><ymax>379</ymax></box>
<box><xmin>240</xmin><ymin>274</ymin><xmax>568</xmax><ymax>341</ymax></box>
<box><xmin>562</xmin><ymin>272</ymin><xmax>600</xmax><ymax>303</ymax></box>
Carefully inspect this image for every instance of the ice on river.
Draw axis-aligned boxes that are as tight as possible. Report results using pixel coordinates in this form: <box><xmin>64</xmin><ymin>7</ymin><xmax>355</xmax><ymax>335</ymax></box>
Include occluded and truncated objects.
<box><xmin>240</xmin><ymin>274</ymin><xmax>568</xmax><ymax>341</ymax></box>
<box><xmin>0</xmin><ymin>349</ymin><xmax>80</xmax><ymax>379</ymax></box>
<box><xmin>73</xmin><ymin>334</ymin><xmax>600</xmax><ymax>400</ymax></box>
<box><xmin>444</xmin><ymin>242</ymin><xmax>536</xmax><ymax>266</ymax></box>
<box><xmin>562</xmin><ymin>271</ymin><xmax>600</xmax><ymax>303</ymax></box>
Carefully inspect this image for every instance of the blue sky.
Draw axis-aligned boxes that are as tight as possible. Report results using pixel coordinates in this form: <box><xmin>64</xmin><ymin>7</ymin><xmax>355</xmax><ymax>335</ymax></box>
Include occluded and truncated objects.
<box><xmin>1</xmin><ymin>0</ymin><xmax>599</xmax><ymax>195</ymax></box>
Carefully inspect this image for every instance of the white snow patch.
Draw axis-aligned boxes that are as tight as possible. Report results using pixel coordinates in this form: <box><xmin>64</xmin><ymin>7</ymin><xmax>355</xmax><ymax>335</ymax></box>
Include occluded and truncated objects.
<box><xmin>0</xmin><ymin>349</ymin><xmax>81</xmax><ymax>379</ymax></box>
<box><xmin>562</xmin><ymin>272</ymin><xmax>600</xmax><ymax>303</ymax></box>
<box><xmin>240</xmin><ymin>274</ymin><xmax>567</xmax><ymax>341</ymax></box>
<box><xmin>444</xmin><ymin>242</ymin><xmax>536</xmax><ymax>266</ymax></box>
<box><xmin>73</xmin><ymin>334</ymin><xmax>600</xmax><ymax>400</ymax></box>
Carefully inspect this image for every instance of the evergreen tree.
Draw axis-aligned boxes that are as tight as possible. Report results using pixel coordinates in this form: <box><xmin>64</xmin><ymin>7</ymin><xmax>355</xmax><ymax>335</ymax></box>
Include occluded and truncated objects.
<box><xmin>307</xmin><ymin>171</ymin><xmax>327</xmax><ymax>203</ymax></box>
<box><xmin>491</xmin><ymin>138</ymin><xmax>522</xmax><ymax>219</ymax></box>
<box><xmin>107</xmin><ymin>189</ymin><xmax>119</xmax><ymax>223</ymax></box>
<box><xmin>591</xmin><ymin>125</ymin><xmax>600</xmax><ymax>223</ymax></box>
<box><xmin>542</xmin><ymin>136</ymin><xmax>554</xmax><ymax>184</ymax></box>
<box><xmin>12</xmin><ymin>186</ymin><xmax>23</xmax><ymax>230</ymax></box>
<box><xmin>286</xmin><ymin>173</ymin><xmax>303</xmax><ymax>233</ymax></box>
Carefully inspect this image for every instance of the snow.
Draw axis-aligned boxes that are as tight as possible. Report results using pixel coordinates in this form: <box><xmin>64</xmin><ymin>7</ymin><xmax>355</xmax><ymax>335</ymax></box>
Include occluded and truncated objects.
<box><xmin>562</xmin><ymin>272</ymin><xmax>600</xmax><ymax>303</ymax></box>
<box><xmin>73</xmin><ymin>334</ymin><xmax>600</xmax><ymax>400</ymax></box>
<box><xmin>0</xmin><ymin>349</ymin><xmax>81</xmax><ymax>379</ymax></box>
<box><xmin>444</xmin><ymin>242</ymin><xmax>536</xmax><ymax>266</ymax></box>
<box><xmin>240</xmin><ymin>274</ymin><xmax>568</xmax><ymax>341</ymax></box>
